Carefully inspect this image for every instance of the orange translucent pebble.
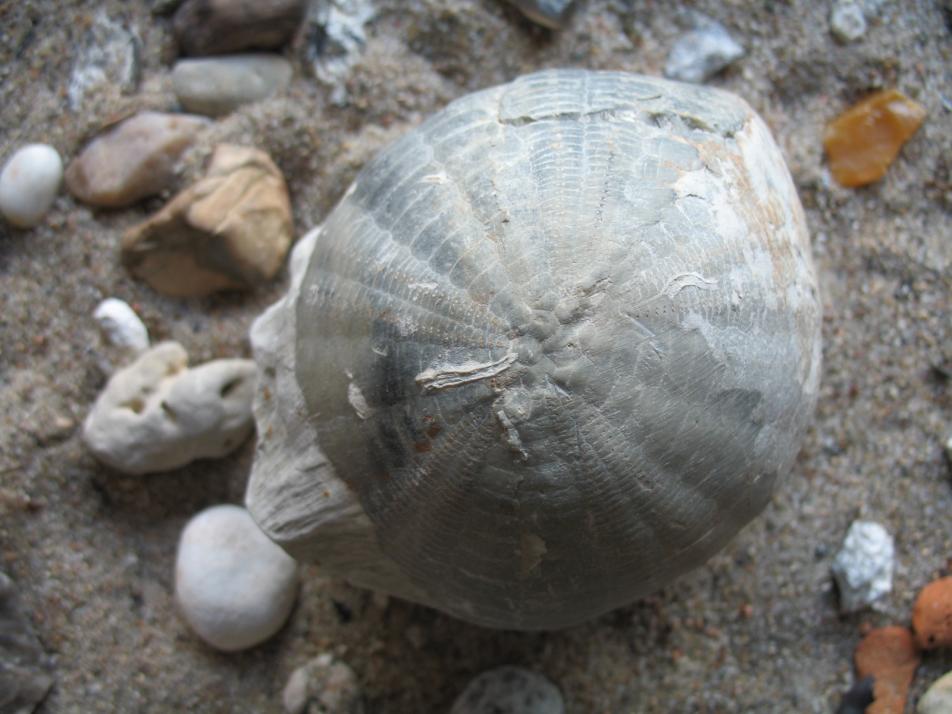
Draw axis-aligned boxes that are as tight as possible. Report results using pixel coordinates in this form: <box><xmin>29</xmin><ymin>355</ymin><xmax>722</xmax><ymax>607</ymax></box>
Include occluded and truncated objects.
<box><xmin>823</xmin><ymin>89</ymin><xmax>926</xmax><ymax>188</ymax></box>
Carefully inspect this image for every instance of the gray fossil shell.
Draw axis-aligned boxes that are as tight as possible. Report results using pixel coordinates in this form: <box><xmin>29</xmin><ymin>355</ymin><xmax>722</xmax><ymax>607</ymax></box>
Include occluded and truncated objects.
<box><xmin>246</xmin><ymin>69</ymin><xmax>822</xmax><ymax>630</ymax></box>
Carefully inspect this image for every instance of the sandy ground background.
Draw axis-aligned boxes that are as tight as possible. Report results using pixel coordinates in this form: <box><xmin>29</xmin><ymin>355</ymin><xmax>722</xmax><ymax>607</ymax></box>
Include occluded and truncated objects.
<box><xmin>0</xmin><ymin>0</ymin><xmax>950</xmax><ymax>712</ymax></box>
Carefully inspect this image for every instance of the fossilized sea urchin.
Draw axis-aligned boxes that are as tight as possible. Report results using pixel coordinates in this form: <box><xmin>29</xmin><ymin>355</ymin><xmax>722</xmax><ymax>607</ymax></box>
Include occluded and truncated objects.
<box><xmin>246</xmin><ymin>69</ymin><xmax>822</xmax><ymax>630</ymax></box>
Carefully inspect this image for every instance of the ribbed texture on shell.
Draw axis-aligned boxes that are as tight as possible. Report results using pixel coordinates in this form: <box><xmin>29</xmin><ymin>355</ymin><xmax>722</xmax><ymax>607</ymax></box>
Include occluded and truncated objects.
<box><xmin>290</xmin><ymin>70</ymin><xmax>821</xmax><ymax>629</ymax></box>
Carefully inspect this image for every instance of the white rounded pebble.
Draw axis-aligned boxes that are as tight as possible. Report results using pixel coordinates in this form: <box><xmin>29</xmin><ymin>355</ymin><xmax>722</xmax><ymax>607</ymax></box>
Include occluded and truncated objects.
<box><xmin>0</xmin><ymin>144</ymin><xmax>63</xmax><ymax>228</ymax></box>
<box><xmin>450</xmin><ymin>667</ymin><xmax>564</xmax><ymax>714</ymax></box>
<box><xmin>830</xmin><ymin>520</ymin><xmax>894</xmax><ymax>613</ymax></box>
<box><xmin>93</xmin><ymin>298</ymin><xmax>150</xmax><ymax>354</ymax></box>
<box><xmin>175</xmin><ymin>504</ymin><xmax>298</xmax><ymax>652</ymax></box>
<box><xmin>918</xmin><ymin>671</ymin><xmax>952</xmax><ymax>714</ymax></box>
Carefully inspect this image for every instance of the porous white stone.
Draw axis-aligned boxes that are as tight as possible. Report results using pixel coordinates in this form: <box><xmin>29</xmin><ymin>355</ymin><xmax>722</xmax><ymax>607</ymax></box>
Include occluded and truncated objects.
<box><xmin>175</xmin><ymin>504</ymin><xmax>298</xmax><ymax>652</ymax></box>
<box><xmin>93</xmin><ymin>298</ymin><xmax>150</xmax><ymax>355</ymax></box>
<box><xmin>172</xmin><ymin>54</ymin><xmax>293</xmax><ymax>116</ymax></box>
<box><xmin>831</xmin><ymin>520</ymin><xmax>895</xmax><ymax>613</ymax></box>
<box><xmin>918</xmin><ymin>671</ymin><xmax>952</xmax><ymax>714</ymax></box>
<box><xmin>282</xmin><ymin>653</ymin><xmax>364</xmax><ymax>714</ymax></box>
<box><xmin>82</xmin><ymin>342</ymin><xmax>255</xmax><ymax>474</ymax></box>
<box><xmin>0</xmin><ymin>144</ymin><xmax>63</xmax><ymax>228</ymax></box>
<box><xmin>830</xmin><ymin>0</ymin><xmax>867</xmax><ymax>43</ymax></box>
<box><xmin>664</xmin><ymin>17</ymin><xmax>745</xmax><ymax>84</ymax></box>
<box><xmin>450</xmin><ymin>667</ymin><xmax>564</xmax><ymax>714</ymax></box>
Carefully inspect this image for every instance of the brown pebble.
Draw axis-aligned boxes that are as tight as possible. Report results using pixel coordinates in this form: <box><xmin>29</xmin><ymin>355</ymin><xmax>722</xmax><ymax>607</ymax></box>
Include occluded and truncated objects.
<box><xmin>853</xmin><ymin>626</ymin><xmax>920</xmax><ymax>714</ymax></box>
<box><xmin>912</xmin><ymin>576</ymin><xmax>952</xmax><ymax>650</ymax></box>
<box><xmin>823</xmin><ymin>89</ymin><xmax>926</xmax><ymax>188</ymax></box>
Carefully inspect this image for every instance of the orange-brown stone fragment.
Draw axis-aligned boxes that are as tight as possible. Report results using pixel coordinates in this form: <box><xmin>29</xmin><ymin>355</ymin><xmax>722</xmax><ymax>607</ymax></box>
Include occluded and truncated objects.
<box><xmin>823</xmin><ymin>89</ymin><xmax>926</xmax><ymax>187</ymax></box>
<box><xmin>912</xmin><ymin>576</ymin><xmax>952</xmax><ymax>650</ymax></box>
<box><xmin>854</xmin><ymin>626</ymin><xmax>920</xmax><ymax>714</ymax></box>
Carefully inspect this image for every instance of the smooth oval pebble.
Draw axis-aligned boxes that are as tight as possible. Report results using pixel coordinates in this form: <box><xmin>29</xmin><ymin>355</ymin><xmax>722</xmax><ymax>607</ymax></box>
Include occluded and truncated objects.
<box><xmin>0</xmin><ymin>144</ymin><xmax>63</xmax><ymax>228</ymax></box>
<box><xmin>172</xmin><ymin>54</ymin><xmax>293</xmax><ymax>116</ymax></box>
<box><xmin>93</xmin><ymin>298</ymin><xmax>150</xmax><ymax>354</ymax></box>
<box><xmin>450</xmin><ymin>667</ymin><xmax>564</xmax><ymax>714</ymax></box>
<box><xmin>175</xmin><ymin>504</ymin><xmax>298</xmax><ymax>652</ymax></box>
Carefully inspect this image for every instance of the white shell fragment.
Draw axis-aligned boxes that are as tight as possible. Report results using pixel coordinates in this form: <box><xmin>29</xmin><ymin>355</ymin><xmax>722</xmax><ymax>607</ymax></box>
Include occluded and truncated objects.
<box><xmin>246</xmin><ymin>69</ymin><xmax>822</xmax><ymax>630</ymax></box>
<box><xmin>0</xmin><ymin>144</ymin><xmax>63</xmax><ymax>228</ymax></box>
<box><xmin>82</xmin><ymin>342</ymin><xmax>255</xmax><ymax>474</ymax></box>
<box><xmin>665</xmin><ymin>18</ymin><xmax>745</xmax><ymax>84</ymax></box>
<box><xmin>93</xmin><ymin>298</ymin><xmax>150</xmax><ymax>355</ymax></box>
<box><xmin>282</xmin><ymin>653</ymin><xmax>365</xmax><ymax>714</ymax></box>
<box><xmin>450</xmin><ymin>667</ymin><xmax>564</xmax><ymax>714</ymax></box>
<box><xmin>175</xmin><ymin>505</ymin><xmax>298</xmax><ymax>652</ymax></box>
<box><xmin>831</xmin><ymin>520</ymin><xmax>895</xmax><ymax>613</ymax></box>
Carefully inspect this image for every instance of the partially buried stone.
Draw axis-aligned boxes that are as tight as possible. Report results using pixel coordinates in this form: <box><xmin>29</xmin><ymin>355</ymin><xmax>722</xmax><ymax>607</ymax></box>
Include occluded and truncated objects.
<box><xmin>823</xmin><ymin>89</ymin><xmax>926</xmax><ymax>187</ymax></box>
<box><xmin>175</xmin><ymin>505</ymin><xmax>298</xmax><ymax>652</ymax></box>
<box><xmin>450</xmin><ymin>667</ymin><xmax>564</xmax><ymax>714</ymax></box>
<box><xmin>174</xmin><ymin>0</ymin><xmax>305</xmax><ymax>56</ymax></box>
<box><xmin>918</xmin><ymin>671</ymin><xmax>952</xmax><ymax>714</ymax></box>
<box><xmin>0</xmin><ymin>570</ymin><xmax>53</xmax><ymax>714</ymax></box>
<box><xmin>66</xmin><ymin>112</ymin><xmax>208</xmax><ymax>208</ymax></box>
<box><xmin>282</xmin><ymin>654</ymin><xmax>365</xmax><ymax>714</ymax></box>
<box><xmin>664</xmin><ymin>17</ymin><xmax>745</xmax><ymax>84</ymax></box>
<box><xmin>911</xmin><ymin>576</ymin><xmax>952</xmax><ymax>650</ymax></box>
<box><xmin>502</xmin><ymin>0</ymin><xmax>575</xmax><ymax>30</ymax></box>
<box><xmin>172</xmin><ymin>54</ymin><xmax>293</xmax><ymax>116</ymax></box>
<box><xmin>830</xmin><ymin>0</ymin><xmax>867</xmax><ymax>43</ymax></box>
<box><xmin>831</xmin><ymin>520</ymin><xmax>894</xmax><ymax>613</ymax></box>
<box><xmin>122</xmin><ymin>145</ymin><xmax>293</xmax><ymax>297</ymax></box>
<box><xmin>0</xmin><ymin>143</ymin><xmax>62</xmax><ymax>228</ymax></box>
<box><xmin>82</xmin><ymin>342</ymin><xmax>256</xmax><ymax>474</ymax></box>
<box><xmin>67</xmin><ymin>11</ymin><xmax>141</xmax><ymax>110</ymax></box>
<box><xmin>853</xmin><ymin>626</ymin><xmax>920</xmax><ymax>714</ymax></box>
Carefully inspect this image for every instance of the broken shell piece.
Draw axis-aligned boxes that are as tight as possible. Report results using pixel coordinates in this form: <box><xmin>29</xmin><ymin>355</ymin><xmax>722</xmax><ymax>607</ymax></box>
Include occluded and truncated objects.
<box><xmin>175</xmin><ymin>504</ymin><xmax>298</xmax><ymax>652</ymax></box>
<box><xmin>82</xmin><ymin>342</ymin><xmax>255</xmax><ymax>474</ymax></box>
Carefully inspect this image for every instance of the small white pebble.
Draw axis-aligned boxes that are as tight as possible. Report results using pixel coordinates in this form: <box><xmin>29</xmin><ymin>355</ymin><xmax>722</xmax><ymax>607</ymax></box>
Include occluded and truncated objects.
<box><xmin>831</xmin><ymin>520</ymin><xmax>894</xmax><ymax>613</ymax></box>
<box><xmin>175</xmin><ymin>504</ymin><xmax>298</xmax><ymax>652</ymax></box>
<box><xmin>93</xmin><ymin>298</ymin><xmax>150</xmax><ymax>354</ymax></box>
<box><xmin>830</xmin><ymin>0</ymin><xmax>867</xmax><ymax>43</ymax></box>
<box><xmin>0</xmin><ymin>143</ymin><xmax>63</xmax><ymax>228</ymax></box>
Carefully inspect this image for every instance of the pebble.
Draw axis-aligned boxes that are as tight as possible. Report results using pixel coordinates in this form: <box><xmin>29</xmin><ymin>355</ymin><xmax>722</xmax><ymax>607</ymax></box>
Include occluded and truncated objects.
<box><xmin>0</xmin><ymin>570</ymin><xmax>53</xmax><ymax>713</ymax></box>
<box><xmin>67</xmin><ymin>11</ymin><xmax>141</xmax><ymax>110</ymax></box>
<box><xmin>301</xmin><ymin>0</ymin><xmax>376</xmax><ymax>105</ymax></box>
<box><xmin>82</xmin><ymin>342</ymin><xmax>256</xmax><ymax>475</ymax></box>
<box><xmin>830</xmin><ymin>0</ymin><xmax>867</xmax><ymax>43</ymax></box>
<box><xmin>93</xmin><ymin>298</ymin><xmax>150</xmax><ymax>355</ymax></box>
<box><xmin>853</xmin><ymin>626</ymin><xmax>920</xmax><ymax>714</ymax></box>
<box><xmin>823</xmin><ymin>89</ymin><xmax>927</xmax><ymax>187</ymax></box>
<box><xmin>664</xmin><ymin>17</ymin><xmax>745</xmax><ymax>84</ymax></box>
<box><xmin>911</xmin><ymin>576</ymin><xmax>952</xmax><ymax>650</ymax></box>
<box><xmin>65</xmin><ymin>112</ymin><xmax>209</xmax><ymax>208</ymax></box>
<box><xmin>172</xmin><ymin>54</ymin><xmax>293</xmax><ymax>116</ymax></box>
<box><xmin>918</xmin><ymin>671</ymin><xmax>952</xmax><ymax>714</ymax></box>
<box><xmin>122</xmin><ymin>145</ymin><xmax>293</xmax><ymax>297</ymax></box>
<box><xmin>174</xmin><ymin>0</ymin><xmax>305</xmax><ymax>56</ymax></box>
<box><xmin>282</xmin><ymin>653</ymin><xmax>365</xmax><ymax>714</ymax></box>
<box><xmin>831</xmin><ymin>520</ymin><xmax>894</xmax><ymax>612</ymax></box>
<box><xmin>0</xmin><ymin>144</ymin><xmax>63</xmax><ymax>228</ymax></box>
<box><xmin>450</xmin><ymin>667</ymin><xmax>564</xmax><ymax>714</ymax></box>
<box><xmin>175</xmin><ymin>504</ymin><xmax>298</xmax><ymax>652</ymax></box>
<box><xmin>503</xmin><ymin>1</ymin><xmax>576</xmax><ymax>30</ymax></box>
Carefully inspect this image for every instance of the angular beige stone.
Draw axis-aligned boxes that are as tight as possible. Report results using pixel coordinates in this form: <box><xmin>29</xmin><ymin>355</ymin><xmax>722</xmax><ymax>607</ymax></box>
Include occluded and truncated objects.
<box><xmin>122</xmin><ymin>145</ymin><xmax>293</xmax><ymax>297</ymax></box>
<box><xmin>82</xmin><ymin>342</ymin><xmax>256</xmax><ymax>474</ymax></box>
<box><xmin>174</xmin><ymin>0</ymin><xmax>305</xmax><ymax>56</ymax></box>
<box><xmin>66</xmin><ymin>112</ymin><xmax>209</xmax><ymax>208</ymax></box>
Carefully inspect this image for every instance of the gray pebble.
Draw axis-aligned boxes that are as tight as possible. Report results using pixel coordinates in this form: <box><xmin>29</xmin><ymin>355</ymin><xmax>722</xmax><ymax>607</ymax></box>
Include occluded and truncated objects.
<box><xmin>664</xmin><ymin>18</ymin><xmax>745</xmax><ymax>84</ymax></box>
<box><xmin>830</xmin><ymin>0</ymin><xmax>868</xmax><ymax>43</ymax></box>
<box><xmin>0</xmin><ymin>571</ymin><xmax>53</xmax><ymax>714</ymax></box>
<box><xmin>450</xmin><ymin>667</ymin><xmax>564</xmax><ymax>714</ymax></box>
<box><xmin>172</xmin><ymin>54</ymin><xmax>293</xmax><ymax>116</ymax></box>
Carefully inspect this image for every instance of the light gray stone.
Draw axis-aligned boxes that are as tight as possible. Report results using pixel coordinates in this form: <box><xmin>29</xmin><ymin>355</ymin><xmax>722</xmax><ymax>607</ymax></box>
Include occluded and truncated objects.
<box><xmin>918</xmin><ymin>671</ymin><xmax>952</xmax><ymax>714</ymax></box>
<box><xmin>830</xmin><ymin>0</ymin><xmax>868</xmax><ymax>43</ymax></box>
<box><xmin>450</xmin><ymin>667</ymin><xmax>564</xmax><ymax>714</ymax></box>
<box><xmin>664</xmin><ymin>18</ymin><xmax>745</xmax><ymax>83</ymax></box>
<box><xmin>66</xmin><ymin>112</ymin><xmax>209</xmax><ymax>208</ymax></box>
<box><xmin>172</xmin><ymin>54</ymin><xmax>293</xmax><ymax>116</ymax></box>
<box><xmin>302</xmin><ymin>0</ymin><xmax>376</xmax><ymax>105</ymax></box>
<box><xmin>831</xmin><ymin>520</ymin><xmax>895</xmax><ymax>612</ymax></box>
<box><xmin>0</xmin><ymin>571</ymin><xmax>53</xmax><ymax>714</ymax></box>
<box><xmin>82</xmin><ymin>342</ymin><xmax>255</xmax><ymax>475</ymax></box>
<box><xmin>175</xmin><ymin>505</ymin><xmax>298</xmax><ymax>652</ymax></box>
<box><xmin>93</xmin><ymin>298</ymin><xmax>150</xmax><ymax>355</ymax></box>
<box><xmin>0</xmin><ymin>143</ymin><xmax>62</xmax><ymax>228</ymax></box>
<box><xmin>67</xmin><ymin>12</ymin><xmax>141</xmax><ymax>110</ymax></box>
<box><xmin>282</xmin><ymin>654</ymin><xmax>364</xmax><ymax>714</ymax></box>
